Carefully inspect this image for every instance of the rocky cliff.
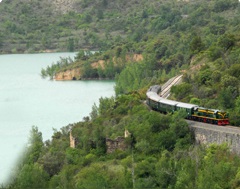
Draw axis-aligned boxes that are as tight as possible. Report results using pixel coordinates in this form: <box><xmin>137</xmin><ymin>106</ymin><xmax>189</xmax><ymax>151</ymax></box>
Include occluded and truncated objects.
<box><xmin>55</xmin><ymin>68</ymin><xmax>81</xmax><ymax>81</ymax></box>
<box><xmin>54</xmin><ymin>54</ymin><xmax>143</xmax><ymax>81</ymax></box>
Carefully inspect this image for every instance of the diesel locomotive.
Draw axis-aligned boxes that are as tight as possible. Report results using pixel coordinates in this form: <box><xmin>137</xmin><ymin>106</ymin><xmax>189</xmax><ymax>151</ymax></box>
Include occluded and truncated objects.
<box><xmin>146</xmin><ymin>85</ymin><xmax>229</xmax><ymax>126</ymax></box>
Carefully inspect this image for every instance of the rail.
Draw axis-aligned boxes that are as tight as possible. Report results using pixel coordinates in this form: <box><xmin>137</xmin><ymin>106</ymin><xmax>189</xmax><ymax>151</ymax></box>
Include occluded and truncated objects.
<box><xmin>160</xmin><ymin>75</ymin><xmax>183</xmax><ymax>98</ymax></box>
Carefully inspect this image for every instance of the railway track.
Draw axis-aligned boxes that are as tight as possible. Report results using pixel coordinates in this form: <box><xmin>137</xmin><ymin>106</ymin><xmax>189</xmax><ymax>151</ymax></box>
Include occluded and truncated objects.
<box><xmin>160</xmin><ymin>75</ymin><xmax>182</xmax><ymax>98</ymax></box>
<box><xmin>159</xmin><ymin>75</ymin><xmax>240</xmax><ymax>131</ymax></box>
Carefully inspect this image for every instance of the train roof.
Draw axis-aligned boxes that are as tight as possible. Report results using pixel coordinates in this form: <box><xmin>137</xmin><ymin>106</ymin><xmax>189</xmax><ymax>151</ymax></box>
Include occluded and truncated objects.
<box><xmin>146</xmin><ymin>91</ymin><xmax>161</xmax><ymax>102</ymax></box>
<box><xmin>147</xmin><ymin>85</ymin><xmax>161</xmax><ymax>93</ymax></box>
<box><xmin>176</xmin><ymin>102</ymin><xmax>198</xmax><ymax>109</ymax></box>
<box><xmin>197</xmin><ymin>107</ymin><xmax>225</xmax><ymax>113</ymax></box>
<box><xmin>159</xmin><ymin>98</ymin><xmax>178</xmax><ymax>106</ymax></box>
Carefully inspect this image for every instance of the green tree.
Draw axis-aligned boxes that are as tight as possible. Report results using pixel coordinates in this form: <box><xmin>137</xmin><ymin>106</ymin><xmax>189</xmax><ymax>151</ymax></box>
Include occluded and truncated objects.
<box><xmin>115</xmin><ymin>63</ymin><xmax>150</xmax><ymax>95</ymax></box>
<box><xmin>66</xmin><ymin>148</ymin><xmax>82</xmax><ymax>165</ymax></box>
<box><xmin>0</xmin><ymin>34</ymin><xmax>3</xmax><ymax>48</ymax></box>
<box><xmin>197</xmin><ymin>144</ymin><xmax>238</xmax><ymax>189</ymax></box>
<box><xmin>148</xmin><ymin>112</ymin><xmax>169</xmax><ymax>133</ymax></box>
<box><xmin>190</xmin><ymin>36</ymin><xmax>205</xmax><ymax>54</ymax></box>
<box><xmin>96</xmin><ymin>9</ymin><xmax>104</xmax><ymax>19</ymax></box>
<box><xmin>39</xmin><ymin>151</ymin><xmax>65</xmax><ymax>177</ymax></box>
<box><xmin>13</xmin><ymin>163</ymin><xmax>49</xmax><ymax>189</ymax></box>
<box><xmin>235</xmin><ymin>96</ymin><xmax>240</xmax><ymax>114</ymax></box>
<box><xmin>67</xmin><ymin>38</ymin><xmax>75</xmax><ymax>52</ymax></box>
<box><xmin>83</xmin><ymin>13</ymin><xmax>92</xmax><ymax>23</ymax></box>
<box><xmin>135</xmin><ymin>158</ymin><xmax>157</xmax><ymax>188</ymax></box>
<box><xmin>218</xmin><ymin>87</ymin><xmax>235</xmax><ymax>109</ymax></box>
<box><xmin>75</xmin><ymin>50</ymin><xmax>89</xmax><ymax>61</ymax></box>
<box><xmin>208</xmin><ymin>45</ymin><xmax>222</xmax><ymax>61</ymax></box>
<box><xmin>155</xmin><ymin>151</ymin><xmax>177</xmax><ymax>188</ymax></box>
<box><xmin>98</xmin><ymin>96</ymin><xmax>115</xmax><ymax>116</ymax></box>
<box><xmin>230</xmin><ymin>97</ymin><xmax>240</xmax><ymax>126</ymax></box>
<box><xmin>213</xmin><ymin>0</ymin><xmax>235</xmax><ymax>12</ymax></box>
<box><xmin>197</xmin><ymin>69</ymin><xmax>212</xmax><ymax>86</ymax></box>
<box><xmin>228</xmin><ymin>64</ymin><xmax>240</xmax><ymax>79</ymax></box>
<box><xmin>74</xmin><ymin>163</ymin><xmax>128</xmax><ymax>189</ymax></box>
<box><xmin>90</xmin><ymin>103</ymin><xmax>98</xmax><ymax>120</ymax></box>
<box><xmin>40</xmin><ymin>68</ymin><xmax>47</xmax><ymax>78</ymax></box>
<box><xmin>190</xmin><ymin>97</ymin><xmax>200</xmax><ymax>105</ymax></box>
<box><xmin>26</xmin><ymin>126</ymin><xmax>44</xmax><ymax>164</ymax></box>
<box><xmin>220</xmin><ymin>75</ymin><xmax>239</xmax><ymax>89</ymax></box>
<box><xmin>171</xmin><ymin>83</ymin><xmax>192</xmax><ymax>100</ymax></box>
<box><xmin>218</xmin><ymin>34</ymin><xmax>235</xmax><ymax>51</ymax></box>
<box><xmin>102</xmin><ymin>0</ymin><xmax>108</xmax><ymax>7</ymax></box>
<box><xmin>174</xmin><ymin>156</ymin><xmax>196</xmax><ymax>189</ymax></box>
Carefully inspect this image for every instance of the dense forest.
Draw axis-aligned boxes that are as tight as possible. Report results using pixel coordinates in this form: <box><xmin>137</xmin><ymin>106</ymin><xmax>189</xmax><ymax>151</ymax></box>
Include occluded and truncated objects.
<box><xmin>2</xmin><ymin>0</ymin><xmax>240</xmax><ymax>188</ymax></box>
<box><xmin>6</xmin><ymin>97</ymin><xmax>240</xmax><ymax>188</ymax></box>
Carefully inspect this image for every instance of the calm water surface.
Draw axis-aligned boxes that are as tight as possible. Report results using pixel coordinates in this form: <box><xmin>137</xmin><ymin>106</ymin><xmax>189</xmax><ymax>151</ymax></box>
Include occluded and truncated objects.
<box><xmin>0</xmin><ymin>53</ymin><xmax>115</xmax><ymax>184</ymax></box>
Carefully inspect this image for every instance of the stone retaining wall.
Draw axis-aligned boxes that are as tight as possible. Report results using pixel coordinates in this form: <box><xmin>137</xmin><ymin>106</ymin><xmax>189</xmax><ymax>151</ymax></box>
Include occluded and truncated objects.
<box><xmin>187</xmin><ymin>120</ymin><xmax>240</xmax><ymax>155</ymax></box>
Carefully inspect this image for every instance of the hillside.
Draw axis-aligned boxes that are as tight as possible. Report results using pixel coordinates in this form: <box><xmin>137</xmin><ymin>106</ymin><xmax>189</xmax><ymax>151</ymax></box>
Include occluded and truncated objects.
<box><xmin>39</xmin><ymin>0</ymin><xmax>240</xmax><ymax>111</ymax></box>
<box><xmin>1</xmin><ymin>0</ymin><xmax>239</xmax><ymax>54</ymax></box>
<box><xmin>0</xmin><ymin>0</ymin><xmax>169</xmax><ymax>53</ymax></box>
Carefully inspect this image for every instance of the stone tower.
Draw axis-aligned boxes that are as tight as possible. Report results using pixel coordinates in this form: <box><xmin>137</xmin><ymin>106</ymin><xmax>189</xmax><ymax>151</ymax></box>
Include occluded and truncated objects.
<box><xmin>70</xmin><ymin>129</ymin><xmax>75</xmax><ymax>148</ymax></box>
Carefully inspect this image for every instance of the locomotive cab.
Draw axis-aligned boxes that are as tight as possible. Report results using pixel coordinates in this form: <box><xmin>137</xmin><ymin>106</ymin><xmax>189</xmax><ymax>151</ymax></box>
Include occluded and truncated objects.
<box><xmin>216</xmin><ymin>110</ymin><xmax>229</xmax><ymax>119</ymax></box>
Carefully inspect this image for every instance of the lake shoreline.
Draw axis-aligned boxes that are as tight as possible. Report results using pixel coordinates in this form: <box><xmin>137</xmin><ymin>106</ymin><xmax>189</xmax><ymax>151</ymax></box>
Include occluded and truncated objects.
<box><xmin>0</xmin><ymin>52</ymin><xmax>115</xmax><ymax>184</ymax></box>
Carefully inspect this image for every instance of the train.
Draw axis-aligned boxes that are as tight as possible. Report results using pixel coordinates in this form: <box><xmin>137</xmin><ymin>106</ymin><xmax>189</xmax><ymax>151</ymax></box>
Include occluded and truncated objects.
<box><xmin>146</xmin><ymin>85</ymin><xmax>229</xmax><ymax>126</ymax></box>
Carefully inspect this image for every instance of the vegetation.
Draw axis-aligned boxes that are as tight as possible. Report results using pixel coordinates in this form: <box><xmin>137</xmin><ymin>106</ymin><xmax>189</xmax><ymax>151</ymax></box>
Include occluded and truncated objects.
<box><xmin>3</xmin><ymin>0</ymin><xmax>240</xmax><ymax>188</ymax></box>
<box><xmin>41</xmin><ymin>57</ymin><xmax>74</xmax><ymax>79</ymax></box>
<box><xmin>6</xmin><ymin>94</ymin><xmax>240</xmax><ymax>188</ymax></box>
<box><xmin>0</xmin><ymin>0</ymin><xmax>239</xmax><ymax>55</ymax></box>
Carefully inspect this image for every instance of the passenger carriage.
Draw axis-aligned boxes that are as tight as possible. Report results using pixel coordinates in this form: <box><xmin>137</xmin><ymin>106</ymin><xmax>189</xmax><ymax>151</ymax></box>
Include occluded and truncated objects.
<box><xmin>146</xmin><ymin>85</ymin><xmax>230</xmax><ymax>126</ymax></box>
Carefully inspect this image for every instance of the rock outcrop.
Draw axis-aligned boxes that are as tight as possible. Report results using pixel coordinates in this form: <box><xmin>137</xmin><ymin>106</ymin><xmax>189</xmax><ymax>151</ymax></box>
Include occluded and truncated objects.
<box><xmin>126</xmin><ymin>54</ymin><xmax>143</xmax><ymax>62</ymax></box>
<box><xmin>50</xmin><ymin>0</ymin><xmax>76</xmax><ymax>14</ymax></box>
<box><xmin>106</xmin><ymin>137</ymin><xmax>127</xmax><ymax>153</ymax></box>
<box><xmin>55</xmin><ymin>68</ymin><xmax>81</xmax><ymax>81</ymax></box>
<box><xmin>55</xmin><ymin>54</ymin><xmax>143</xmax><ymax>81</ymax></box>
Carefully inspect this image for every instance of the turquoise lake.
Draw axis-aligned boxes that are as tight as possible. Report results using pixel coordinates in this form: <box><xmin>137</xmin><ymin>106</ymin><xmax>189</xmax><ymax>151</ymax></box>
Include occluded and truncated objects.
<box><xmin>0</xmin><ymin>52</ymin><xmax>115</xmax><ymax>184</ymax></box>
